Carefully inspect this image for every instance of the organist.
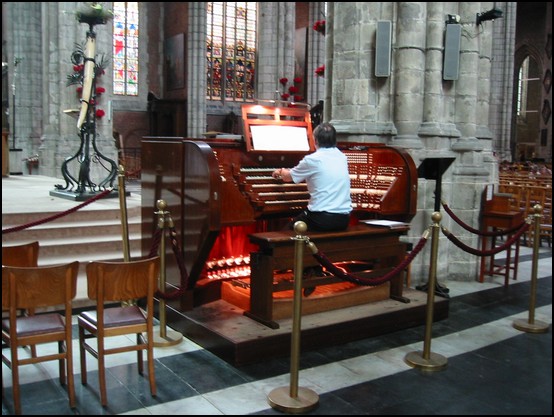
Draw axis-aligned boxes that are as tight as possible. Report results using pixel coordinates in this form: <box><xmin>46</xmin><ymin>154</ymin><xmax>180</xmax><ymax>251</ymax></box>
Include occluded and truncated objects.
<box><xmin>271</xmin><ymin>122</ymin><xmax>352</xmax><ymax>232</ymax></box>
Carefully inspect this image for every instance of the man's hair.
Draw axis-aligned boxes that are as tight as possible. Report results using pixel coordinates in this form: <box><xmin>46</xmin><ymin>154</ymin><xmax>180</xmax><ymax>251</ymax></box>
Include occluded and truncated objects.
<box><xmin>313</xmin><ymin>122</ymin><xmax>336</xmax><ymax>148</ymax></box>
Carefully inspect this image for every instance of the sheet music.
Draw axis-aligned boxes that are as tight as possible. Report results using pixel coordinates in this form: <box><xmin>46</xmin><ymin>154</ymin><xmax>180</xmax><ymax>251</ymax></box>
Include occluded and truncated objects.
<box><xmin>361</xmin><ymin>219</ymin><xmax>409</xmax><ymax>229</ymax></box>
<box><xmin>250</xmin><ymin>125</ymin><xmax>310</xmax><ymax>151</ymax></box>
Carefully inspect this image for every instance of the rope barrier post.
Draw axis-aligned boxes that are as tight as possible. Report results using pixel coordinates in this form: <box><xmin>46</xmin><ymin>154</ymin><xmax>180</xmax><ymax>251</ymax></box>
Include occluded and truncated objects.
<box><xmin>513</xmin><ymin>204</ymin><xmax>549</xmax><ymax>334</ymax></box>
<box><xmin>268</xmin><ymin>221</ymin><xmax>319</xmax><ymax>413</ymax></box>
<box><xmin>117</xmin><ymin>165</ymin><xmax>130</xmax><ymax>262</ymax></box>
<box><xmin>151</xmin><ymin>199</ymin><xmax>183</xmax><ymax>347</ymax></box>
<box><xmin>405</xmin><ymin>211</ymin><xmax>448</xmax><ymax>372</ymax></box>
<box><xmin>118</xmin><ymin>165</ymin><xmax>135</xmax><ymax>307</ymax></box>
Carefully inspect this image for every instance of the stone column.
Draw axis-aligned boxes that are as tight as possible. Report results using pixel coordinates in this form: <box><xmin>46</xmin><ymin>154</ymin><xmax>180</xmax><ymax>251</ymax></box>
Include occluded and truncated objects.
<box><xmin>418</xmin><ymin>2</ymin><xmax>461</xmax><ymax>139</ymax></box>
<box><xmin>323</xmin><ymin>1</ymin><xmax>334</xmax><ymax>123</ymax></box>
<box><xmin>392</xmin><ymin>2</ymin><xmax>426</xmax><ymax>149</ymax></box>
<box><xmin>256</xmin><ymin>2</ymin><xmax>296</xmax><ymax>101</ymax></box>
<box><xmin>476</xmin><ymin>19</ymin><xmax>494</xmax><ymax>143</ymax></box>
<box><xmin>475</xmin><ymin>6</ymin><xmax>498</xmax><ymax>178</ymax></box>
<box><xmin>4</xmin><ymin>2</ymin><xmax>44</xmax><ymax>174</ymax></box>
<box><xmin>187</xmin><ymin>2</ymin><xmax>208</xmax><ymax>137</ymax></box>
<box><xmin>39</xmin><ymin>2</ymin><xmax>64</xmax><ymax>177</ymax></box>
<box><xmin>489</xmin><ymin>1</ymin><xmax>516</xmax><ymax>162</ymax></box>
<box><xmin>329</xmin><ymin>2</ymin><xmax>396</xmax><ymax>140</ymax></box>
<box><xmin>451</xmin><ymin>2</ymin><xmax>484</xmax><ymax>153</ymax></box>
<box><xmin>306</xmin><ymin>2</ymin><xmax>326</xmax><ymax>106</ymax></box>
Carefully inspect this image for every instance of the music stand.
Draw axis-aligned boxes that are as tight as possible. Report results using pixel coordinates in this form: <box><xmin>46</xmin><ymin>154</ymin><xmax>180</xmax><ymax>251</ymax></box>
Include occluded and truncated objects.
<box><xmin>416</xmin><ymin>157</ymin><xmax>456</xmax><ymax>298</ymax></box>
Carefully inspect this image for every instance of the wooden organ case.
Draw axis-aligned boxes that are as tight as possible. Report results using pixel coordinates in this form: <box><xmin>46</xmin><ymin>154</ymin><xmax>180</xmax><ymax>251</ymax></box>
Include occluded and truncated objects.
<box><xmin>141</xmin><ymin>105</ymin><xmax>418</xmax><ymax>328</ymax></box>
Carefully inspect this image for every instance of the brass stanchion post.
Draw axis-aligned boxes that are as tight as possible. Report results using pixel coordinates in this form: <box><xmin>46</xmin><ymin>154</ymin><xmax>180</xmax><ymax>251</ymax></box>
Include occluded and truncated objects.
<box><xmin>268</xmin><ymin>221</ymin><xmax>319</xmax><ymax>413</ymax></box>
<box><xmin>117</xmin><ymin>165</ymin><xmax>136</xmax><ymax>307</ymax></box>
<box><xmin>152</xmin><ymin>199</ymin><xmax>183</xmax><ymax>347</ymax></box>
<box><xmin>117</xmin><ymin>165</ymin><xmax>130</xmax><ymax>262</ymax></box>
<box><xmin>405</xmin><ymin>212</ymin><xmax>448</xmax><ymax>371</ymax></box>
<box><xmin>513</xmin><ymin>205</ymin><xmax>549</xmax><ymax>333</ymax></box>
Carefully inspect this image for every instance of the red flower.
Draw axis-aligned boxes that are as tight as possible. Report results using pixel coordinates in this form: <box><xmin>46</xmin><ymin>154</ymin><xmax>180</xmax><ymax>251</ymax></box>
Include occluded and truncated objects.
<box><xmin>279</xmin><ymin>76</ymin><xmax>304</xmax><ymax>102</ymax></box>
<box><xmin>95</xmin><ymin>109</ymin><xmax>106</xmax><ymax>118</ymax></box>
<box><xmin>76</xmin><ymin>86</ymin><xmax>83</xmax><ymax>94</ymax></box>
<box><xmin>315</xmin><ymin>64</ymin><xmax>325</xmax><ymax>77</ymax></box>
<box><xmin>96</xmin><ymin>86</ymin><xmax>106</xmax><ymax>94</ymax></box>
<box><xmin>313</xmin><ymin>20</ymin><xmax>326</xmax><ymax>34</ymax></box>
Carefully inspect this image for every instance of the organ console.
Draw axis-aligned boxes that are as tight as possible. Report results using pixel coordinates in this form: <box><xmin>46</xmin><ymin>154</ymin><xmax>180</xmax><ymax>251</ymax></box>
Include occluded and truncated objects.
<box><xmin>141</xmin><ymin>104</ymin><xmax>418</xmax><ymax>327</ymax></box>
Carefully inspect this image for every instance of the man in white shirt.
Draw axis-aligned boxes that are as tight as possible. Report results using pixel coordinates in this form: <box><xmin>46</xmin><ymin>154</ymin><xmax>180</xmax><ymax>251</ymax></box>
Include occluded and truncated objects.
<box><xmin>272</xmin><ymin>122</ymin><xmax>352</xmax><ymax>231</ymax></box>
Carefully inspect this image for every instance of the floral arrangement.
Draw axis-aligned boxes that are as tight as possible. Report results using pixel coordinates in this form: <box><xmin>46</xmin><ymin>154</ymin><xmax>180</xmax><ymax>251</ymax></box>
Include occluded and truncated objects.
<box><xmin>279</xmin><ymin>76</ymin><xmax>304</xmax><ymax>103</ymax></box>
<box><xmin>67</xmin><ymin>42</ymin><xmax>108</xmax><ymax>119</ymax></box>
<box><xmin>313</xmin><ymin>19</ymin><xmax>326</xmax><ymax>35</ymax></box>
<box><xmin>315</xmin><ymin>64</ymin><xmax>325</xmax><ymax>78</ymax></box>
<box><xmin>313</xmin><ymin>18</ymin><xmax>326</xmax><ymax>78</ymax></box>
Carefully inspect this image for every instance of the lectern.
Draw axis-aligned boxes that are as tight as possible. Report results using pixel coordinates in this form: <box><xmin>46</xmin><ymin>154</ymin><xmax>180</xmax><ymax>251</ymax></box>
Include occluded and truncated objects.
<box><xmin>416</xmin><ymin>157</ymin><xmax>456</xmax><ymax>297</ymax></box>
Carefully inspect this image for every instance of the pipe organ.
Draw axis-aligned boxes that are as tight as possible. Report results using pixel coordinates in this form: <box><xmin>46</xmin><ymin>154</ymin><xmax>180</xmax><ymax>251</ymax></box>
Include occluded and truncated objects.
<box><xmin>141</xmin><ymin>105</ymin><xmax>418</xmax><ymax>326</ymax></box>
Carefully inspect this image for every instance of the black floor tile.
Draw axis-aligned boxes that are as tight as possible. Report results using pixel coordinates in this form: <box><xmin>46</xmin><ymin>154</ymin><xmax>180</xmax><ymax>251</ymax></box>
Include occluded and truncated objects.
<box><xmin>3</xmin><ymin>267</ymin><xmax>551</xmax><ymax>415</ymax></box>
<box><xmin>324</xmin><ymin>332</ymin><xmax>552</xmax><ymax>416</ymax></box>
<box><xmin>158</xmin><ymin>349</ymin><xmax>251</xmax><ymax>394</ymax></box>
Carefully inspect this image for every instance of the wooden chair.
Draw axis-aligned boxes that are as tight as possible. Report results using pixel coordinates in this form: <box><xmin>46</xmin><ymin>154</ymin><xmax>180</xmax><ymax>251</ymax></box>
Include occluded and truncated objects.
<box><xmin>78</xmin><ymin>256</ymin><xmax>160</xmax><ymax>407</ymax></box>
<box><xmin>497</xmin><ymin>183</ymin><xmax>524</xmax><ymax>212</ymax></box>
<box><xmin>523</xmin><ymin>186</ymin><xmax>547</xmax><ymax>246</ymax></box>
<box><xmin>2</xmin><ymin>241</ymin><xmax>40</xmax><ymax>356</ymax></box>
<box><xmin>541</xmin><ymin>187</ymin><xmax>553</xmax><ymax>247</ymax></box>
<box><xmin>2</xmin><ymin>241</ymin><xmax>39</xmax><ymax>268</ymax></box>
<box><xmin>2</xmin><ymin>261</ymin><xmax>79</xmax><ymax>415</ymax></box>
<box><xmin>529</xmin><ymin>187</ymin><xmax>552</xmax><ymax>247</ymax></box>
<box><xmin>538</xmin><ymin>205</ymin><xmax>552</xmax><ymax>247</ymax></box>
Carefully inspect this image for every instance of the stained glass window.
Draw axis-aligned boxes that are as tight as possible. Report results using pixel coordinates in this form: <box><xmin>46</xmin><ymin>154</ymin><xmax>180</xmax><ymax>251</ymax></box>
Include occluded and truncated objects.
<box><xmin>207</xmin><ymin>2</ymin><xmax>257</xmax><ymax>102</ymax></box>
<box><xmin>113</xmin><ymin>2</ymin><xmax>139</xmax><ymax>96</ymax></box>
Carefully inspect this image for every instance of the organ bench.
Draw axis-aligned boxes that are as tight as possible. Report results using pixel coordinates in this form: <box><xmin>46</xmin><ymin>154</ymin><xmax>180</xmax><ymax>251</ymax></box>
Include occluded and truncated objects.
<box><xmin>223</xmin><ymin>223</ymin><xmax>411</xmax><ymax>328</ymax></box>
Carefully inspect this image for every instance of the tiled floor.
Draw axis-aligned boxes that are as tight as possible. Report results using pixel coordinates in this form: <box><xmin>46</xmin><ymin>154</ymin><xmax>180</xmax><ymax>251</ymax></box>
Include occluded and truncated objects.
<box><xmin>2</xmin><ymin>243</ymin><xmax>551</xmax><ymax>415</ymax></box>
<box><xmin>2</xmin><ymin>176</ymin><xmax>552</xmax><ymax>415</ymax></box>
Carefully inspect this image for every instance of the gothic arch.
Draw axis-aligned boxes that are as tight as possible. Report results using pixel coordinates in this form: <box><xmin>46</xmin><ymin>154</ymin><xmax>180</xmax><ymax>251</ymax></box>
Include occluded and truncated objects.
<box><xmin>511</xmin><ymin>43</ymin><xmax>545</xmax><ymax>160</ymax></box>
<box><xmin>514</xmin><ymin>43</ymin><xmax>544</xmax><ymax>73</ymax></box>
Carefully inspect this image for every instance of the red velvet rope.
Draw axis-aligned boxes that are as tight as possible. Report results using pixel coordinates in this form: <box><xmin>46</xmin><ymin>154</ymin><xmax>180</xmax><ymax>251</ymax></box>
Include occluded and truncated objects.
<box><xmin>154</xmin><ymin>225</ymin><xmax>189</xmax><ymax>300</ymax></box>
<box><xmin>441</xmin><ymin>222</ymin><xmax>530</xmax><ymax>257</ymax></box>
<box><xmin>148</xmin><ymin>227</ymin><xmax>163</xmax><ymax>258</ymax></box>
<box><xmin>146</xmin><ymin>220</ymin><xmax>189</xmax><ymax>300</ymax></box>
<box><xmin>441</xmin><ymin>201</ymin><xmax>526</xmax><ymax>237</ymax></box>
<box><xmin>312</xmin><ymin>234</ymin><xmax>429</xmax><ymax>286</ymax></box>
<box><xmin>2</xmin><ymin>188</ymin><xmax>113</xmax><ymax>235</ymax></box>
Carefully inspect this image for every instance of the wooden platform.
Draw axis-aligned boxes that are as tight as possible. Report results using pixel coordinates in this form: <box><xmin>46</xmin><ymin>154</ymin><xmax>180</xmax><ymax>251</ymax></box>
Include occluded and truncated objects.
<box><xmin>162</xmin><ymin>288</ymin><xmax>449</xmax><ymax>366</ymax></box>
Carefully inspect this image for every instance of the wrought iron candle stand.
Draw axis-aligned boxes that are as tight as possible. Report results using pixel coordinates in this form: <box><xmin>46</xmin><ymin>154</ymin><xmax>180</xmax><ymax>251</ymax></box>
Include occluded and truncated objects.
<box><xmin>50</xmin><ymin>6</ymin><xmax>118</xmax><ymax>202</ymax></box>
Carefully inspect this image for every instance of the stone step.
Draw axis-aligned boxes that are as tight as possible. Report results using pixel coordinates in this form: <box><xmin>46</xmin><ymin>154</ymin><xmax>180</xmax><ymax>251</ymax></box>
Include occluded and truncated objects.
<box><xmin>2</xmin><ymin>219</ymin><xmax>141</xmax><ymax>244</ymax></box>
<box><xmin>55</xmin><ymin>249</ymin><xmax>146</xmax><ymax>310</ymax></box>
<box><xmin>36</xmin><ymin>234</ymin><xmax>142</xmax><ymax>259</ymax></box>
<box><xmin>2</xmin><ymin>204</ymin><xmax>142</xmax><ymax>228</ymax></box>
<box><xmin>4</xmin><ymin>231</ymin><xmax>145</xmax><ymax>310</ymax></box>
<box><xmin>2</xmin><ymin>175</ymin><xmax>148</xmax><ymax>309</ymax></box>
